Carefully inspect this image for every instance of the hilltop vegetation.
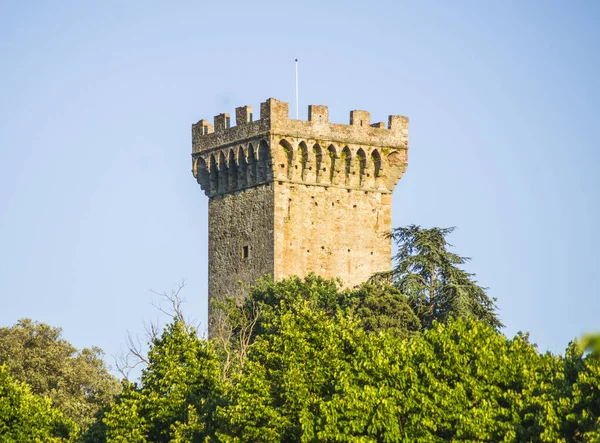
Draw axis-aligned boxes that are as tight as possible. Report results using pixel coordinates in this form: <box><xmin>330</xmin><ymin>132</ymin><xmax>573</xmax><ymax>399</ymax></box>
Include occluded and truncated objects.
<box><xmin>1</xmin><ymin>226</ymin><xmax>599</xmax><ymax>442</ymax></box>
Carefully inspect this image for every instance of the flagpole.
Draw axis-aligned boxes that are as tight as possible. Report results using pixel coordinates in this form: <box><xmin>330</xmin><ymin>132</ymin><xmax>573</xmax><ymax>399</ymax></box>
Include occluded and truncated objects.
<box><xmin>295</xmin><ymin>58</ymin><xmax>299</xmax><ymax>119</ymax></box>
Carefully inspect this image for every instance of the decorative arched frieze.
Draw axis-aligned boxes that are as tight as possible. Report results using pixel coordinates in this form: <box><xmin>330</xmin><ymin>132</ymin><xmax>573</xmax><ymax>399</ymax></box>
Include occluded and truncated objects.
<box><xmin>278</xmin><ymin>139</ymin><xmax>293</xmax><ymax>180</ymax></box>
<box><xmin>257</xmin><ymin>139</ymin><xmax>271</xmax><ymax>183</ymax></box>
<box><xmin>371</xmin><ymin>149</ymin><xmax>382</xmax><ymax>188</ymax></box>
<box><xmin>237</xmin><ymin>145</ymin><xmax>247</xmax><ymax>188</ymax></box>
<box><xmin>385</xmin><ymin>150</ymin><xmax>406</xmax><ymax>189</ymax></box>
<box><xmin>209</xmin><ymin>154</ymin><xmax>218</xmax><ymax>194</ymax></box>
<box><xmin>193</xmin><ymin>139</ymin><xmax>404</xmax><ymax>196</ymax></box>
<box><xmin>313</xmin><ymin>143</ymin><xmax>323</xmax><ymax>183</ymax></box>
<box><xmin>327</xmin><ymin>144</ymin><xmax>338</xmax><ymax>185</ymax></box>
<box><xmin>356</xmin><ymin>148</ymin><xmax>367</xmax><ymax>187</ymax></box>
<box><xmin>298</xmin><ymin>141</ymin><xmax>309</xmax><ymax>181</ymax></box>
<box><xmin>193</xmin><ymin>157</ymin><xmax>209</xmax><ymax>194</ymax></box>
<box><xmin>218</xmin><ymin>151</ymin><xmax>228</xmax><ymax>193</ymax></box>
<box><xmin>247</xmin><ymin>143</ymin><xmax>257</xmax><ymax>186</ymax></box>
<box><xmin>228</xmin><ymin>149</ymin><xmax>237</xmax><ymax>190</ymax></box>
<box><xmin>341</xmin><ymin>146</ymin><xmax>353</xmax><ymax>187</ymax></box>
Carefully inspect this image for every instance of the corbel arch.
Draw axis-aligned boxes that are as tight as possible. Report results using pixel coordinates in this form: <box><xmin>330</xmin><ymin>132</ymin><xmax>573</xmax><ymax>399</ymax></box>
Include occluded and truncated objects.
<box><xmin>228</xmin><ymin>149</ymin><xmax>237</xmax><ymax>190</ymax></box>
<box><xmin>257</xmin><ymin>139</ymin><xmax>271</xmax><ymax>183</ymax></box>
<box><xmin>247</xmin><ymin>143</ymin><xmax>257</xmax><ymax>186</ymax></box>
<box><xmin>327</xmin><ymin>144</ymin><xmax>338</xmax><ymax>185</ymax></box>
<box><xmin>356</xmin><ymin>148</ymin><xmax>367</xmax><ymax>186</ymax></box>
<box><xmin>298</xmin><ymin>141</ymin><xmax>309</xmax><ymax>181</ymax></box>
<box><xmin>237</xmin><ymin>145</ymin><xmax>247</xmax><ymax>188</ymax></box>
<box><xmin>194</xmin><ymin>156</ymin><xmax>209</xmax><ymax>193</ymax></box>
<box><xmin>313</xmin><ymin>143</ymin><xmax>323</xmax><ymax>183</ymax></box>
<box><xmin>278</xmin><ymin>139</ymin><xmax>294</xmax><ymax>180</ymax></box>
<box><xmin>371</xmin><ymin>149</ymin><xmax>382</xmax><ymax>188</ymax></box>
<box><xmin>385</xmin><ymin>150</ymin><xmax>406</xmax><ymax>190</ymax></box>
<box><xmin>209</xmin><ymin>154</ymin><xmax>218</xmax><ymax>194</ymax></box>
<box><xmin>218</xmin><ymin>151</ymin><xmax>228</xmax><ymax>193</ymax></box>
<box><xmin>341</xmin><ymin>146</ymin><xmax>352</xmax><ymax>186</ymax></box>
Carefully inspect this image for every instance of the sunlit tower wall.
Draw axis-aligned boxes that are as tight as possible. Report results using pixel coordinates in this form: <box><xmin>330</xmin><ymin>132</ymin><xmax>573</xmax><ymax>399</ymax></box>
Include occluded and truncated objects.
<box><xmin>192</xmin><ymin>98</ymin><xmax>408</xmax><ymax>332</ymax></box>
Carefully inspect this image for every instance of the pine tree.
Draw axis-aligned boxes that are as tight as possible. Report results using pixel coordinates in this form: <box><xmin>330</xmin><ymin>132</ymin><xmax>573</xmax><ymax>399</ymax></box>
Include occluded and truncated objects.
<box><xmin>386</xmin><ymin>225</ymin><xmax>502</xmax><ymax>329</ymax></box>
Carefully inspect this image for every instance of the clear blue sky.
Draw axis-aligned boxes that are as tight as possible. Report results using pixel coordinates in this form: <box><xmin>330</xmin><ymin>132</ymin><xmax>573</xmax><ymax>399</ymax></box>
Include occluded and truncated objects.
<box><xmin>1</xmin><ymin>1</ymin><xmax>598</xmax><ymax>368</ymax></box>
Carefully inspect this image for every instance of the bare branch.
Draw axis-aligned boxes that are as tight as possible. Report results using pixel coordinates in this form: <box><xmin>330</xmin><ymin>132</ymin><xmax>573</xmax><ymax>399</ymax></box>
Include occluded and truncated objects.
<box><xmin>113</xmin><ymin>330</ymin><xmax>151</xmax><ymax>380</ymax></box>
<box><xmin>115</xmin><ymin>280</ymin><xmax>200</xmax><ymax>380</ymax></box>
<box><xmin>148</xmin><ymin>280</ymin><xmax>200</xmax><ymax>332</ymax></box>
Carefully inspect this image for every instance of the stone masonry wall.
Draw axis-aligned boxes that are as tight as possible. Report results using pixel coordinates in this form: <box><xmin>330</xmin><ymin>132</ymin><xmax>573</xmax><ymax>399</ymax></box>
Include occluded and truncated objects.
<box><xmin>273</xmin><ymin>182</ymin><xmax>391</xmax><ymax>286</ymax></box>
<box><xmin>208</xmin><ymin>184</ymin><xmax>274</xmax><ymax>329</ymax></box>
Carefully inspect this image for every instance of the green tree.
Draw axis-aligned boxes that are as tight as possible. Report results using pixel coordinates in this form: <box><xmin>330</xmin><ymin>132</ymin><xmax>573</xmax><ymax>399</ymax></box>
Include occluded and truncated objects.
<box><xmin>100</xmin><ymin>277</ymin><xmax>600</xmax><ymax>442</ymax></box>
<box><xmin>217</xmin><ymin>294</ymin><xmax>563</xmax><ymax>442</ymax></box>
<box><xmin>213</xmin><ymin>275</ymin><xmax>353</xmax><ymax>378</ymax></box>
<box><xmin>0</xmin><ymin>319</ymin><xmax>121</xmax><ymax>432</ymax></box>
<box><xmin>580</xmin><ymin>332</ymin><xmax>600</xmax><ymax>360</ymax></box>
<box><xmin>349</xmin><ymin>281</ymin><xmax>420</xmax><ymax>338</ymax></box>
<box><xmin>560</xmin><ymin>342</ymin><xmax>600</xmax><ymax>441</ymax></box>
<box><xmin>244</xmin><ymin>275</ymin><xmax>349</xmax><ymax>334</ymax></box>
<box><xmin>103</xmin><ymin>319</ymin><xmax>224</xmax><ymax>443</ymax></box>
<box><xmin>217</xmin><ymin>301</ymin><xmax>368</xmax><ymax>442</ymax></box>
<box><xmin>213</xmin><ymin>276</ymin><xmax>421</xmax><ymax>377</ymax></box>
<box><xmin>385</xmin><ymin>225</ymin><xmax>502</xmax><ymax>329</ymax></box>
<box><xmin>0</xmin><ymin>365</ymin><xmax>78</xmax><ymax>442</ymax></box>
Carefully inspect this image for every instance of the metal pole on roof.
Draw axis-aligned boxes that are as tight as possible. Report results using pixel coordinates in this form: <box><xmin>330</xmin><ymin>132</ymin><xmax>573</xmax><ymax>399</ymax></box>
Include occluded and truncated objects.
<box><xmin>295</xmin><ymin>58</ymin><xmax>299</xmax><ymax>119</ymax></box>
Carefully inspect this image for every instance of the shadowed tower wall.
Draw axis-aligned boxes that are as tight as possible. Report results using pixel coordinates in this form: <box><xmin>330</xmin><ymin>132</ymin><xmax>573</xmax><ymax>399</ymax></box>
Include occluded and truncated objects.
<box><xmin>192</xmin><ymin>99</ymin><xmax>408</xmax><ymax>332</ymax></box>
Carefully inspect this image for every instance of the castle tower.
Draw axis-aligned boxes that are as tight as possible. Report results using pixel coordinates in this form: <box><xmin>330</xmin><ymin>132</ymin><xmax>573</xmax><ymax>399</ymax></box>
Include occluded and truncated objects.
<box><xmin>192</xmin><ymin>98</ymin><xmax>408</xmax><ymax>331</ymax></box>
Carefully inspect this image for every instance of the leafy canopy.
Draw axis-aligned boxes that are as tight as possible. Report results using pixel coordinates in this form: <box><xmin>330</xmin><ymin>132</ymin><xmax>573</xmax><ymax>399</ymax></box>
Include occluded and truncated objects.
<box><xmin>212</xmin><ymin>275</ymin><xmax>421</xmax><ymax>378</ymax></box>
<box><xmin>100</xmin><ymin>276</ymin><xmax>600</xmax><ymax>442</ymax></box>
<box><xmin>219</xmin><ymin>303</ymin><xmax>564</xmax><ymax>442</ymax></box>
<box><xmin>103</xmin><ymin>319</ymin><xmax>224</xmax><ymax>443</ymax></box>
<box><xmin>0</xmin><ymin>319</ymin><xmax>121</xmax><ymax>432</ymax></box>
<box><xmin>0</xmin><ymin>365</ymin><xmax>78</xmax><ymax>442</ymax></box>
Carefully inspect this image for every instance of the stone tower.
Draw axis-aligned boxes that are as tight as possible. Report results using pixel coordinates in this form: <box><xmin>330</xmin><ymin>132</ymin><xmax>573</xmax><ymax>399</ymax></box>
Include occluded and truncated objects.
<box><xmin>191</xmin><ymin>98</ymin><xmax>408</xmax><ymax>330</ymax></box>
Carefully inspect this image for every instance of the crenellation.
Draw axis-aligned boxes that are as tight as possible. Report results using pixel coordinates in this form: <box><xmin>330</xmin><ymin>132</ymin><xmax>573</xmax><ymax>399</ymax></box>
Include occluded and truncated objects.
<box><xmin>192</xmin><ymin>98</ymin><xmax>408</xmax><ymax>154</ymax></box>
<box><xmin>214</xmin><ymin>113</ymin><xmax>231</xmax><ymax>132</ymax></box>
<box><xmin>260</xmin><ymin>98</ymin><xmax>289</xmax><ymax>122</ymax></box>
<box><xmin>388</xmin><ymin>115</ymin><xmax>409</xmax><ymax>135</ymax></box>
<box><xmin>235</xmin><ymin>105</ymin><xmax>253</xmax><ymax>126</ymax></box>
<box><xmin>308</xmin><ymin>105</ymin><xmax>329</xmax><ymax>123</ymax></box>
<box><xmin>350</xmin><ymin>110</ymin><xmax>371</xmax><ymax>127</ymax></box>
<box><xmin>192</xmin><ymin>119</ymin><xmax>213</xmax><ymax>138</ymax></box>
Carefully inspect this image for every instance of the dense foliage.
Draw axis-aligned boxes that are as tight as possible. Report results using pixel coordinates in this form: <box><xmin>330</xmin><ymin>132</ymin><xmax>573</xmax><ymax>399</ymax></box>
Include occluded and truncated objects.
<box><xmin>0</xmin><ymin>319</ymin><xmax>121</xmax><ymax>437</ymax></box>
<box><xmin>2</xmin><ymin>226</ymin><xmax>599</xmax><ymax>441</ymax></box>
<box><xmin>99</xmin><ymin>276</ymin><xmax>600</xmax><ymax>442</ymax></box>
<box><xmin>103</xmin><ymin>320</ymin><xmax>223</xmax><ymax>443</ymax></box>
<box><xmin>236</xmin><ymin>275</ymin><xmax>419</xmax><ymax>340</ymax></box>
<box><xmin>0</xmin><ymin>365</ymin><xmax>78</xmax><ymax>442</ymax></box>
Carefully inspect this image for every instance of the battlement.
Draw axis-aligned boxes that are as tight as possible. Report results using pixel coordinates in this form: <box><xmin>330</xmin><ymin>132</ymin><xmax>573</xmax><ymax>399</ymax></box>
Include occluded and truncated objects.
<box><xmin>192</xmin><ymin>98</ymin><xmax>408</xmax><ymax>154</ymax></box>
<box><xmin>191</xmin><ymin>98</ymin><xmax>408</xmax><ymax>197</ymax></box>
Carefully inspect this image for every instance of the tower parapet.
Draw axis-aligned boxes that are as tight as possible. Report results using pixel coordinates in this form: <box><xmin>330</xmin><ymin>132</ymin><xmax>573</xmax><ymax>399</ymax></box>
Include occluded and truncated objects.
<box><xmin>192</xmin><ymin>98</ymin><xmax>408</xmax><ymax>197</ymax></box>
